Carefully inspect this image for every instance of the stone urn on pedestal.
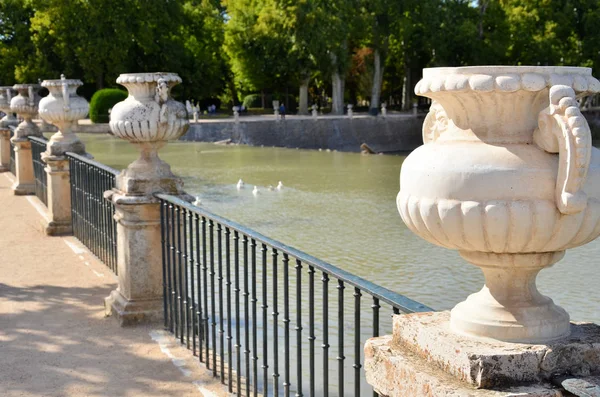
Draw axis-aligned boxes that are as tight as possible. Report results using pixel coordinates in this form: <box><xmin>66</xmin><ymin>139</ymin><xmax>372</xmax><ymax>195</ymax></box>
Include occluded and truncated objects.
<box><xmin>365</xmin><ymin>66</ymin><xmax>600</xmax><ymax>396</ymax></box>
<box><xmin>0</xmin><ymin>86</ymin><xmax>18</xmax><ymax>172</ymax></box>
<box><xmin>38</xmin><ymin>75</ymin><xmax>90</xmax><ymax>235</ymax></box>
<box><xmin>10</xmin><ymin>84</ymin><xmax>42</xmax><ymax>195</ymax></box>
<box><xmin>105</xmin><ymin>72</ymin><xmax>191</xmax><ymax>325</ymax></box>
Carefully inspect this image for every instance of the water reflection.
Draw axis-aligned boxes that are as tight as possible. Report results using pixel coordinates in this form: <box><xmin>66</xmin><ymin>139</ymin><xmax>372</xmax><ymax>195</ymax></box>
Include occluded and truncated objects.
<box><xmin>81</xmin><ymin>134</ymin><xmax>600</xmax><ymax>324</ymax></box>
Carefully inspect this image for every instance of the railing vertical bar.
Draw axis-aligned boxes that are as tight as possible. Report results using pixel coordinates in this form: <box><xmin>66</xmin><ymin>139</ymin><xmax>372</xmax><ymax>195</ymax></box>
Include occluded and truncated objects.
<box><xmin>195</xmin><ymin>214</ymin><xmax>203</xmax><ymax>361</ymax></box>
<box><xmin>262</xmin><ymin>243</ymin><xmax>269</xmax><ymax>397</ymax></box>
<box><xmin>308</xmin><ymin>265</ymin><xmax>315</xmax><ymax>397</ymax></box>
<box><xmin>283</xmin><ymin>253</ymin><xmax>290</xmax><ymax>397</ymax></box>
<box><xmin>183</xmin><ymin>208</ymin><xmax>191</xmax><ymax>349</ymax></box>
<box><xmin>177</xmin><ymin>206</ymin><xmax>184</xmax><ymax>343</ymax></box>
<box><xmin>160</xmin><ymin>199</ymin><xmax>168</xmax><ymax>329</ymax></box>
<box><xmin>218</xmin><ymin>223</ymin><xmax>225</xmax><ymax>383</ymax></box>
<box><xmin>203</xmin><ymin>217</ymin><xmax>210</xmax><ymax>366</ymax></box>
<box><xmin>225</xmin><ymin>227</ymin><xmax>233</xmax><ymax>392</ymax></box>
<box><xmin>234</xmin><ymin>231</ymin><xmax>242</xmax><ymax>396</ymax></box>
<box><xmin>272</xmin><ymin>248</ymin><xmax>280</xmax><ymax>397</ymax></box>
<box><xmin>165</xmin><ymin>201</ymin><xmax>173</xmax><ymax>332</ymax></box>
<box><xmin>354</xmin><ymin>288</ymin><xmax>362</xmax><ymax>397</ymax></box>
<box><xmin>295</xmin><ymin>259</ymin><xmax>303</xmax><ymax>397</ymax></box>
<box><xmin>372</xmin><ymin>297</ymin><xmax>381</xmax><ymax>397</ymax></box>
<box><xmin>251</xmin><ymin>239</ymin><xmax>258</xmax><ymax>397</ymax></box>
<box><xmin>189</xmin><ymin>210</ymin><xmax>197</xmax><ymax>356</ymax></box>
<box><xmin>322</xmin><ymin>272</ymin><xmax>330</xmax><ymax>397</ymax></box>
<box><xmin>210</xmin><ymin>219</ymin><xmax>217</xmax><ymax>375</ymax></box>
<box><xmin>337</xmin><ymin>280</ymin><xmax>345</xmax><ymax>397</ymax></box>
<box><xmin>243</xmin><ymin>235</ymin><xmax>251</xmax><ymax>397</ymax></box>
<box><xmin>170</xmin><ymin>203</ymin><xmax>177</xmax><ymax>334</ymax></box>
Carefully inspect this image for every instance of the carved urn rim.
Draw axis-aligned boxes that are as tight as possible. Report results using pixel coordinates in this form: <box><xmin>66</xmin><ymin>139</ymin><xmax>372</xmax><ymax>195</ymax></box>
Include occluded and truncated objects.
<box><xmin>42</xmin><ymin>79</ymin><xmax>83</xmax><ymax>88</ymax></box>
<box><xmin>416</xmin><ymin>66</ymin><xmax>600</xmax><ymax>96</ymax></box>
<box><xmin>13</xmin><ymin>83</ymin><xmax>41</xmax><ymax>90</ymax></box>
<box><xmin>116</xmin><ymin>72</ymin><xmax>182</xmax><ymax>85</ymax></box>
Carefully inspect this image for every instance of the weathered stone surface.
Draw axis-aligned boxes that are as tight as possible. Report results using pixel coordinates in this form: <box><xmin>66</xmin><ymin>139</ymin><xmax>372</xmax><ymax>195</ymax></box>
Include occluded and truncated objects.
<box><xmin>400</xmin><ymin>66</ymin><xmax>600</xmax><ymax>343</ymax></box>
<box><xmin>365</xmin><ymin>335</ymin><xmax>563</xmax><ymax>397</ymax></box>
<box><xmin>392</xmin><ymin>312</ymin><xmax>600</xmax><ymax>389</ymax></box>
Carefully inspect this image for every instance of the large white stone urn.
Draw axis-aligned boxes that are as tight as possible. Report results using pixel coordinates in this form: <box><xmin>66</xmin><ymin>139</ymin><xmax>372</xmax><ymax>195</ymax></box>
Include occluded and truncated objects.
<box><xmin>399</xmin><ymin>66</ymin><xmax>600</xmax><ymax>343</ymax></box>
<box><xmin>0</xmin><ymin>86</ymin><xmax>18</xmax><ymax>128</ymax></box>
<box><xmin>39</xmin><ymin>75</ymin><xmax>89</xmax><ymax>157</ymax></box>
<box><xmin>109</xmin><ymin>72</ymin><xmax>189</xmax><ymax>195</ymax></box>
<box><xmin>10</xmin><ymin>84</ymin><xmax>42</xmax><ymax>139</ymax></box>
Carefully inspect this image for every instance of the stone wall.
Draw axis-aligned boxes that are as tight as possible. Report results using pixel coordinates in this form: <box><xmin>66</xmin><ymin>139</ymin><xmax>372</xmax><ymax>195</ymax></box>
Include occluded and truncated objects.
<box><xmin>181</xmin><ymin>115</ymin><xmax>425</xmax><ymax>153</ymax></box>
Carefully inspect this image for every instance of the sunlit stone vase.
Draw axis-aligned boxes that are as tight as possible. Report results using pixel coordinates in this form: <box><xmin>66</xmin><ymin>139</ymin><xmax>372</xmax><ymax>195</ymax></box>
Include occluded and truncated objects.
<box><xmin>10</xmin><ymin>84</ymin><xmax>41</xmax><ymax>195</ymax></box>
<box><xmin>109</xmin><ymin>72</ymin><xmax>189</xmax><ymax>195</ymax></box>
<box><xmin>0</xmin><ymin>86</ymin><xmax>18</xmax><ymax>172</ymax></box>
<box><xmin>105</xmin><ymin>72</ymin><xmax>190</xmax><ymax>326</ymax></box>
<box><xmin>37</xmin><ymin>75</ymin><xmax>90</xmax><ymax>235</ymax></box>
<box><xmin>39</xmin><ymin>75</ymin><xmax>89</xmax><ymax>157</ymax></box>
<box><xmin>399</xmin><ymin>66</ymin><xmax>600</xmax><ymax>343</ymax></box>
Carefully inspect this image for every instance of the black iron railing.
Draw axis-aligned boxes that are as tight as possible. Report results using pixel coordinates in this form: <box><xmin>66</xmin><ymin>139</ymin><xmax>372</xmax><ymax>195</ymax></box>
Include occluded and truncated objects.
<box><xmin>157</xmin><ymin>193</ymin><xmax>432</xmax><ymax>397</ymax></box>
<box><xmin>9</xmin><ymin>129</ymin><xmax>15</xmax><ymax>175</ymax></box>
<box><xmin>68</xmin><ymin>152</ymin><xmax>119</xmax><ymax>274</ymax></box>
<box><xmin>29</xmin><ymin>136</ymin><xmax>48</xmax><ymax>206</ymax></box>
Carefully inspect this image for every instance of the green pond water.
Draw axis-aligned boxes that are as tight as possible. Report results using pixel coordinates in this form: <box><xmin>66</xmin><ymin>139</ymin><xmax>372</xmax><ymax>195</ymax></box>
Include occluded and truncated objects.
<box><xmin>81</xmin><ymin>134</ymin><xmax>600</xmax><ymax>325</ymax></box>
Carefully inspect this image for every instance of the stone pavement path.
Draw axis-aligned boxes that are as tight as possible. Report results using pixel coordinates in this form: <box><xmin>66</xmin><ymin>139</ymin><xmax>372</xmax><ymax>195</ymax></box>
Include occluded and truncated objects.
<box><xmin>0</xmin><ymin>173</ymin><xmax>227</xmax><ymax>397</ymax></box>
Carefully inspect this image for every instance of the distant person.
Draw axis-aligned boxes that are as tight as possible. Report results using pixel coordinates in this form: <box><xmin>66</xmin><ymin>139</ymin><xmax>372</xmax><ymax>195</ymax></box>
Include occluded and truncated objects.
<box><xmin>279</xmin><ymin>103</ymin><xmax>286</xmax><ymax>119</ymax></box>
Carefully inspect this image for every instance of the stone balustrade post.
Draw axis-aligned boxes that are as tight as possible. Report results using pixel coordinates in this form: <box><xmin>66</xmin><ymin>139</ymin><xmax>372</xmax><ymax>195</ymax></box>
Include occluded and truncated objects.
<box><xmin>233</xmin><ymin>106</ymin><xmax>240</xmax><ymax>122</ymax></box>
<box><xmin>0</xmin><ymin>87</ymin><xmax>18</xmax><ymax>172</ymax></box>
<box><xmin>311</xmin><ymin>104</ymin><xmax>318</xmax><ymax>119</ymax></box>
<box><xmin>104</xmin><ymin>72</ymin><xmax>192</xmax><ymax>326</ymax></box>
<box><xmin>38</xmin><ymin>75</ymin><xmax>90</xmax><ymax>235</ymax></box>
<box><xmin>380</xmin><ymin>102</ymin><xmax>387</xmax><ymax>118</ymax></box>
<box><xmin>347</xmin><ymin>104</ymin><xmax>353</xmax><ymax>118</ymax></box>
<box><xmin>10</xmin><ymin>84</ymin><xmax>41</xmax><ymax>195</ymax></box>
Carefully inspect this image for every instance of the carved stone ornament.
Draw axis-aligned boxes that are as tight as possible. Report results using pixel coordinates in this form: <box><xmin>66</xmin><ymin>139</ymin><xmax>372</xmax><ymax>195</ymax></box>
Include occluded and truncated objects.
<box><xmin>0</xmin><ymin>86</ymin><xmax>18</xmax><ymax>129</ymax></box>
<box><xmin>400</xmin><ymin>66</ymin><xmax>600</xmax><ymax>343</ymax></box>
<box><xmin>109</xmin><ymin>72</ymin><xmax>190</xmax><ymax>197</ymax></box>
<box><xmin>39</xmin><ymin>75</ymin><xmax>90</xmax><ymax>158</ymax></box>
<box><xmin>10</xmin><ymin>84</ymin><xmax>42</xmax><ymax>140</ymax></box>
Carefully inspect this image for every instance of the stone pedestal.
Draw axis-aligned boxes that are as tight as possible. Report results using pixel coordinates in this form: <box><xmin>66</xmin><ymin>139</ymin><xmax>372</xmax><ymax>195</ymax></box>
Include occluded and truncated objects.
<box><xmin>104</xmin><ymin>72</ymin><xmax>191</xmax><ymax>326</ymax></box>
<box><xmin>104</xmin><ymin>194</ymin><xmax>164</xmax><ymax>326</ymax></box>
<box><xmin>40</xmin><ymin>156</ymin><xmax>73</xmax><ymax>235</ymax></box>
<box><xmin>0</xmin><ymin>129</ymin><xmax>10</xmax><ymax>172</ymax></box>
<box><xmin>11</xmin><ymin>138</ymin><xmax>35</xmax><ymax>195</ymax></box>
<box><xmin>364</xmin><ymin>312</ymin><xmax>600</xmax><ymax>396</ymax></box>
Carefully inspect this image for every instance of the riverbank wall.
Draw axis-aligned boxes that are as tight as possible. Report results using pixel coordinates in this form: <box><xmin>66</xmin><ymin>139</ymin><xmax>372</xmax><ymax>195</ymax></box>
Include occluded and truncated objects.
<box><xmin>181</xmin><ymin>115</ymin><xmax>426</xmax><ymax>153</ymax></box>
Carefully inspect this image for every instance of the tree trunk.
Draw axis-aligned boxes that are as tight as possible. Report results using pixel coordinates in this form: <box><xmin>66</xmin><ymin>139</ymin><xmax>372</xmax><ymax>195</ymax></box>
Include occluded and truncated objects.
<box><xmin>298</xmin><ymin>78</ymin><xmax>309</xmax><ymax>115</ymax></box>
<box><xmin>478</xmin><ymin>0</ymin><xmax>489</xmax><ymax>40</ymax></box>
<box><xmin>96</xmin><ymin>72</ymin><xmax>104</xmax><ymax>90</ymax></box>
<box><xmin>370</xmin><ymin>49</ymin><xmax>383</xmax><ymax>115</ymax></box>
<box><xmin>261</xmin><ymin>90</ymin><xmax>266</xmax><ymax>109</ymax></box>
<box><xmin>332</xmin><ymin>71</ymin><xmax>344</xmax><ymax>115</ymax></box>
<box><xmin>229</xmin><ymin>79</ymin><xmax>239</xmax><ymax>106</ymax></box>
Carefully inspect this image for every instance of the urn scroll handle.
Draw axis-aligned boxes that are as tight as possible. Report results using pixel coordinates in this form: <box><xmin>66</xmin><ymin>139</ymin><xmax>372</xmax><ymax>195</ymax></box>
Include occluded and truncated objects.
<box><xmin>60</xmin><ymin>74</ymin><xmax>71</xmax><ymax>112</ymax></box>
<box><xmin>533</xmin><ymin>85</ymin><xmax>591</xmax><ymax>215</ymax></box>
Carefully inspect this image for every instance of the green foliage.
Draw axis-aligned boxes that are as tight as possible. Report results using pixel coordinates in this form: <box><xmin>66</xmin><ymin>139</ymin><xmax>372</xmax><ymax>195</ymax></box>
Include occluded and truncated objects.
<box><xmin>89</xmin><ymin>89</ymin><xmax>128</xmax><ymax>124</ymax></box>
<box><xmin>243</xmin><ymin>94</ymin><xmax>262</xmax><ymax>109</ymax></box>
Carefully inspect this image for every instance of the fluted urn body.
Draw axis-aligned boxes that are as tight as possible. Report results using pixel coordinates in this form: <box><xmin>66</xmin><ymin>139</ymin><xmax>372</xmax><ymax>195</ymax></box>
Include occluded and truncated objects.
<box><xmin>109</xmin><ymin>72</ymin><xmax>189</xmax><ymax>195</ymax></box>
<box><xmin>0</xmin><ymin>87</ymin><xmax>18</xmax><ymax>129</ymax></box>
<box><xmin>10</xmin><ymin>84</ymin><xmax>42</xmax><ymax>139</ymax></box>
<box><xmin>399</xmin><ymin>66</ymin><xmax>600</xmax><ymax>343</ymax></box>
<box><xmin>39</xmin><ymin>76</ymin><xmax>89</xmax><ymax>157</ymax></box>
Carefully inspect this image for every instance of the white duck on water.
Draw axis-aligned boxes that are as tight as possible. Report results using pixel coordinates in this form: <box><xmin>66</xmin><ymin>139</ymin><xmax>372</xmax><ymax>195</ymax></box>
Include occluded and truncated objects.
<box><xmin>276</xmin><ymin>181</ymin><xmax>283</xmax><ymax>191</ymax></box>
<box><xmin>252</xmin><ymin>186</ymin><xmax>259</xmax><ymax>196</ymax></box>
<box><xmin>236</xmin><ymin>179</ymin><xmax>245</xmax><ymax>190</ymax></box>
<box><xmin>193</xmin><ymin>196</ymin><xmax>202</xmax><ymax>206</ymax></box>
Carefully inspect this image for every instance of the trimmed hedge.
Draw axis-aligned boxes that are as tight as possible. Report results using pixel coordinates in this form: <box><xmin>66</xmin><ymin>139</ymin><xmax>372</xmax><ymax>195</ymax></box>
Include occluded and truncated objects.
<box><xmin>89</xmin><ymin>88</ymin><xmax>128</xmax><ymax>123</ymax></box>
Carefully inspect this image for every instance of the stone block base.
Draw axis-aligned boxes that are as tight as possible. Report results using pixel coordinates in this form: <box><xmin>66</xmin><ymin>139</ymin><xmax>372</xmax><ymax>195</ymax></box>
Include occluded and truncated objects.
<box><xmin>42</xmin><ymin>219</ymin><xmax>72</xmax><ymax>236</ymax></box>
<box><xmin>364</xmin><ymin>311</ymin><xmax>600</xmax><ymax>397</ymax></box>
<box><xmin>365</xmin><ymin>336</ymin><xmax>562</xmax><ymax>397</ymax></box>
<box><xmin>104</xmin><ymin>289</ymin><xmax>163</xmax><ymax>327</ymax></box>
<box><xmin>12</xmin><ymin>182</ymin><xmax>35</xmax><ymax>195</ymax></box>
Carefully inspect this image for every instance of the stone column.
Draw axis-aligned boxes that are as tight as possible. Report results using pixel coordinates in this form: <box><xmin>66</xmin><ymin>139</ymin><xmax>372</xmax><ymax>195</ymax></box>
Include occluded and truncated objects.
<box><xmin>104</xmin><ymin>72</ymin><xmax>192</xmax><ymax>326</ymax></box>
<box><xmin>10</xmin><ymin>84</ymin><xmax>41</xmax><ymax>195</ymax></box>
<box><xmin>0</xmin><ymin>87</ymin><xmax>18</xmax><ymax>172</ymax></box>
<box><xmin>38</xmin><ymin>76</ymin><xmax>90</xmax><ymax>235</ymax></box>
